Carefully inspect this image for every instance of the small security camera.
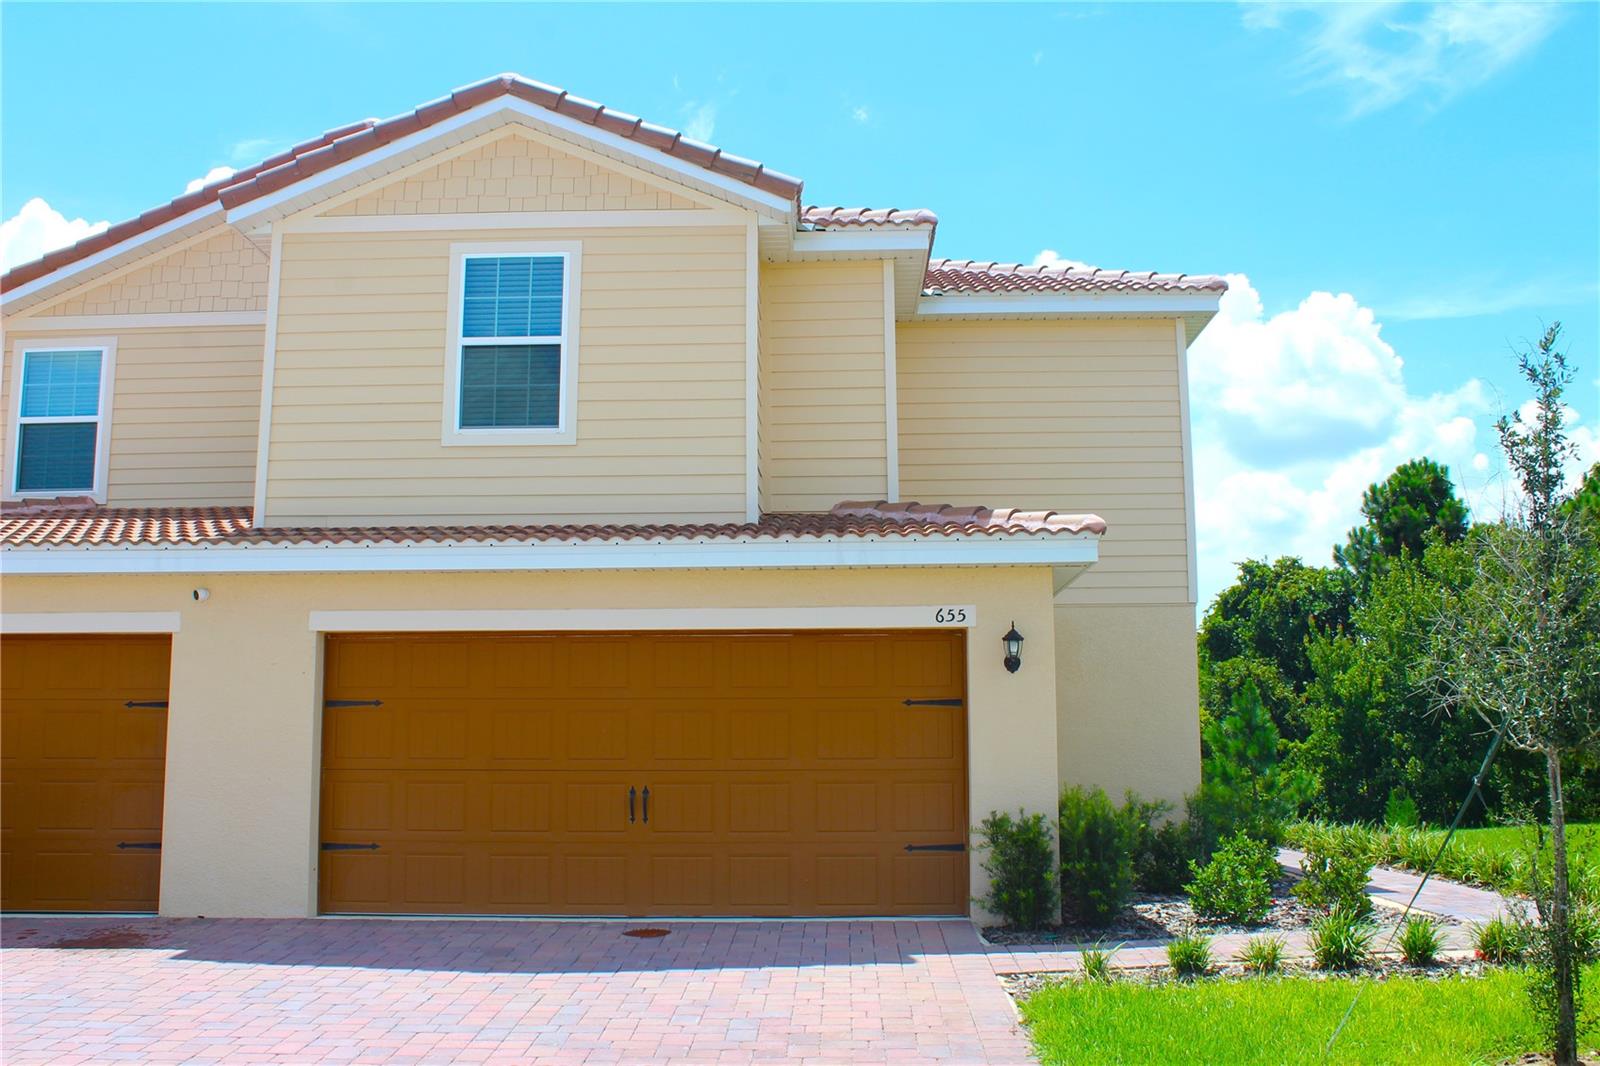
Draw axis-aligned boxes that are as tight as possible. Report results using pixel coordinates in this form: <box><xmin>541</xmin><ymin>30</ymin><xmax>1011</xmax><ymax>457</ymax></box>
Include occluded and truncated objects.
<box><xmin>192</xmin><ymin>588</ymin><xmax>210</xmax><ymax>602</ymax></box>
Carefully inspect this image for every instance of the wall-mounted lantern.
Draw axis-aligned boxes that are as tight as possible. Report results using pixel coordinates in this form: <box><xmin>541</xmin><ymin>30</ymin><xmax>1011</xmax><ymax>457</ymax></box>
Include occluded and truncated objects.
<box><xmin>1002</xmin><ymin>622</ymin><xmax>1024</xmax><ymax>674</ymax></box>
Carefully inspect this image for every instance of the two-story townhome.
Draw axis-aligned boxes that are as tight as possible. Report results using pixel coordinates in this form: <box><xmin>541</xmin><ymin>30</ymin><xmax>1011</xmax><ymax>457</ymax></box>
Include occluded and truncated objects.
<box><xmin>0</xmin><ymin>75</ymin><xmax>1224</xmax><ymax>922</ymax></box>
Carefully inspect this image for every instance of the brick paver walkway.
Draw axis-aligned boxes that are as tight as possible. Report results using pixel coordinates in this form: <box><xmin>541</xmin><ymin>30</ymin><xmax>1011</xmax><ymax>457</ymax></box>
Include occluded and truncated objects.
<box><xmin>1</xmin><ymin>917</ymin><xmax>1035</xmax><ymax>1065</ymax></box>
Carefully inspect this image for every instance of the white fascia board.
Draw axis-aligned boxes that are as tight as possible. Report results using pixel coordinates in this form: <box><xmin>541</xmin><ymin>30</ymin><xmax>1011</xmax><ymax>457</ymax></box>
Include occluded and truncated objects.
<box><xmin>0</xmin><ymin>535</ymin><xmax>1099</xmax><ymax>576</ymax></box>
<box><xmin>225</xmin><ymin>98</ymin><xmax>796</xmax><ymax>229</ymax></box>
<box><xmin>915</xmin><ymin>292</ymin><xmax>1222</xmax><ymax>318</ymax></box>
<box><xmin>1</xmin><ymin>202</ymin><xmax>225</xmax><ymax>312</ymax></box>
<box><xmin>790</xmin><ymin>229</ymin><xmax>933</xmax><ymax>257</ymax></box>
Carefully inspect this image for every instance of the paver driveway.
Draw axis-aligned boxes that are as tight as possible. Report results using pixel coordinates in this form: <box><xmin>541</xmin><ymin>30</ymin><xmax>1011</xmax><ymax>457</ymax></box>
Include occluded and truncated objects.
<box><xmin>1</xmin><ymin>917</ymin><xmax>1035</xmax><ymax>1065</ymax></box>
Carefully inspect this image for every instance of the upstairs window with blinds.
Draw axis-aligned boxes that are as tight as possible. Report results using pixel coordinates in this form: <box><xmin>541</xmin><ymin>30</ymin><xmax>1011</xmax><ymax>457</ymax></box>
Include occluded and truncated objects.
<box><xmin>10</xmin><ymin>346</ymin><xmax>112</xmax><ymax>498</ymax></box>
<box><xmin>457</xmin><ymin>253</ymin><xmax>566</xmax><ymax>432</ymax></box>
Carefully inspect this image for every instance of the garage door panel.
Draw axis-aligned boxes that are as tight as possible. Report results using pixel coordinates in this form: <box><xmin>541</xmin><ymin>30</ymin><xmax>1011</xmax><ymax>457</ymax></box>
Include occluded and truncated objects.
<box><xmin>2</xmin><ymin>635</ymin><xmax>170</xmax><ymax>913</ymax></box>
<box><xmin>320</xmin><ymin>631</ymin><xmax>965</xmax><ymax>916</ymax></box>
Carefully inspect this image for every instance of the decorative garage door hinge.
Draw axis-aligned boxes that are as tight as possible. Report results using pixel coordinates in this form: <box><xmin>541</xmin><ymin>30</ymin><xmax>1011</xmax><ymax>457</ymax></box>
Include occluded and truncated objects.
<box><xmin>904</xmin><ymin>842</ymin><xmax>966</xmax><ymax>853</ymax></box>
<box><xmin>321</xmin><ymin>842</ymin><xmax>380</xmax><ymax>851</ymax></box>
<box><xmin>124</xmin><ymin>700</ymin><xmax>169</xmax><ymax>709</ymax></box>
<box><xmin>117</xmin><ymin>841</ymin><xmax>162</xmax><ymax>850</ymax></box>
<box><xmin>323</xmin><ymin>699</ymin><xmax>384</xmax><ymax>708</ymax></box>
<box><xmin>901</xmin><ymin>698</ymin><xmax>963</xmax><ymax>707</ymax></box>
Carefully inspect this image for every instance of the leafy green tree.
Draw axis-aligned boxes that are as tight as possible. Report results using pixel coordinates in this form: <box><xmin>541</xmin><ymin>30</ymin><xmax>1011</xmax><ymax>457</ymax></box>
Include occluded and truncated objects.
<box><xmin>1335</xmin><ymin>457</ymin><xmax>1469</xmax><ymax>581</ymax></box>
<box><xmin>1193</xmin><ymin>680</ymin><xmax>1308</xmax><ymax>850</ymax></box>
<box><xmin>1198</xmin><ymin>557</ymin><xmax>1353</xmax><ymax>743</ymax></box>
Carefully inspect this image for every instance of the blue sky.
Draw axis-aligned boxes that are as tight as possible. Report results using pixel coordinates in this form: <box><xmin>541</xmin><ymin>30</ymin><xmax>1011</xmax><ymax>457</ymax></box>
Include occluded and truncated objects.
<box><xmin>3</xmin><ymin>2</ymin><xmax>1596</xmax><ymax>607</ymax></box>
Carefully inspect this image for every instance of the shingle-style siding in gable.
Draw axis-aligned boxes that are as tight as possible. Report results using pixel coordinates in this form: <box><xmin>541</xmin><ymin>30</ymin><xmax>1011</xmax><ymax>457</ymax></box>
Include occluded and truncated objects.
<box><xmin>34</xmin><ymin>229</ymin><xmax>269</xmax><ymax>317</ymax></box>
<box><xmin>320</xmin><ymin>134</ymin><xmax>705</xmax><ymax>217</ymax></box>
<box><xmin>896</xmin><ymin>318</ymin><xmax>1190</xmax><ymax>606</ymax></box>
<box><xmin>1</xmin><ymin>326</ymin><xmax>264</xmax><ymax>506</ymax></box>
<box><xmin>263</xmin><ymin>225</ymin><xmax>748</xmax><ymax>526</ymax></box>
<box><xmin>757</xmin><ymin>261</ymin><xmax>890</xmax><ymax>511</ymax></box>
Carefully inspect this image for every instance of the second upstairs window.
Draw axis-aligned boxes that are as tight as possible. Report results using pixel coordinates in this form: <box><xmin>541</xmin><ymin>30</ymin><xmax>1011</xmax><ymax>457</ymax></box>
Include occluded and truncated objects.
<box><xmin>446</xmin><ymin>244</ymin><xmax>579</xmax><ymax>445</ymax></box>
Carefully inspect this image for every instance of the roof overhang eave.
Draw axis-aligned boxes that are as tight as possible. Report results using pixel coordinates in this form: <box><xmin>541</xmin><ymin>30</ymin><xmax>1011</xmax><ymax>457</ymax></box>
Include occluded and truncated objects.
<box><xmin>0</xmin><ymin>532</ymin><xmax>1100</xmax><ymax>576</ymax></box>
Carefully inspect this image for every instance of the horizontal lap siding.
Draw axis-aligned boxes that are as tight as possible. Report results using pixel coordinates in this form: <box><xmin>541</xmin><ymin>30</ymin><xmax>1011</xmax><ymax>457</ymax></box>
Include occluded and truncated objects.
<box><xmin>758</xmin><ymin>262</ymin><xmax>888</xmax><ymax>511</ymax></box>
<box><xmin>265</xmin><ymin>226</ymin><xmax>748</xmax><ymax>525</ymax></box>
<box><xmin>1</xmin><ymin>326</ymin><xmax>264</xmax><ymax>506</ymax></box>
<box><xmin>896</xmin><ymin>319</ymin><xmax>1189</xmax><ymax>606</ymax></box>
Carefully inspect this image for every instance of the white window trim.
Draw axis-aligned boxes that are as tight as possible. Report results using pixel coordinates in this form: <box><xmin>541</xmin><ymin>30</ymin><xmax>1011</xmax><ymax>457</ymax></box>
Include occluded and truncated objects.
<box><xmin>4</xmin><ymin>337</ymin><xmax>118</xmax><ymax>503</ymax></box>
<box><xmin>442</xmin><ymin>240</ymin><xmax>581</xmax><ymax>446</ymax></box>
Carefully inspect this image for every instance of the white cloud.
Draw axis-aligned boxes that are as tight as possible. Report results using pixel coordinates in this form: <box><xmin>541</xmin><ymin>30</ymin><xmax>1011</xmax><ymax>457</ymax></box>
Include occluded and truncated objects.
<box><xmin>679</xmin><ymin>101</ymin><xmax>717</xmax><ymax>143</ymax></box>
<box><xmin>1187</xmin><ymin>272</ymin><xmax>1598</xmax><ymax>608</ymax></box>
<box><xmin>850</xmin><ymin>105</ymin><xmax>871</xmax><ymax>124</ymax></box>
<box><xmin>1032</xmin><ymin>249</ymin><xmax>1097</xmax><ymax>271</ymax></box>
<box><xmin>1247</xmin><ymin>1</ymin><xmax>1562</xmax><ymax>117</ymax></box>
<box><xmin>185</xmin><ymin>166</ymin><xmax>237</xmax><ymax>194</ymax></box>
<box><xmin>228</xmin><ymin>138</ymin><xmax>281</xmax><ymax>166</ymax></box>
<box><xmin>0</xmin><ymin>197</ymin><xmax>109</xmax><ymax>270</ymax></box>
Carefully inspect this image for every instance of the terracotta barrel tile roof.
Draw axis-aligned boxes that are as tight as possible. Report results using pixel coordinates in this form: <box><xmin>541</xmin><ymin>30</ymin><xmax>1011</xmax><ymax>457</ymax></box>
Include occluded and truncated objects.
<box><xmin>800</xmin><ymin>207</ymin><xmax>938</xmax><ymax>230</ymax></box>
<box><xmin>0</xmin><ymin>502</ymin><xmax>1105</xmax><ymax>549</ymax></box>
<box><xmin>923</xmin><ymin>258</ymin><xmax>1228</xmax><ymax>296</ymax></box>
<box><xmin>3</xmin><ymin>74</ymin><xmax>804</xmax><ymax>294</ymax></box>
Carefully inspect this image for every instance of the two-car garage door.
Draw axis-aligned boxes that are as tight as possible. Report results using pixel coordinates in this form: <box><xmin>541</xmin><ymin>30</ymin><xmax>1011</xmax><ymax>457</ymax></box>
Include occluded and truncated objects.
<box><xmin>319</xmin><ymin>630</ymin><xmax>969</xmax><ymax>917</ymax></box>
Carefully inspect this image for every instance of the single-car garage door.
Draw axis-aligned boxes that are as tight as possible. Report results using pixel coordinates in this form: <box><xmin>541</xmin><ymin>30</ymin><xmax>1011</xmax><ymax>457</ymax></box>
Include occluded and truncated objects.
<box><xmin>319</xmin><ymin>630</ymin><xmax>968</xmax><ymax>916</ymax></box>
<box><xmin>1</xmin><ymin>635</ymin><xmax>170</xmax><ymax>912</ymax></box>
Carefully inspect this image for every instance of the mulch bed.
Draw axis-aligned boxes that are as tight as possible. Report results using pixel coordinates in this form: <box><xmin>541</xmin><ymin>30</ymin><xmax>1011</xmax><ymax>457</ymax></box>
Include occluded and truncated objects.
<box><xmin>983</xmin><ymin>872</ymin><xmax>1462</xmax><ymax>948</ymax></box>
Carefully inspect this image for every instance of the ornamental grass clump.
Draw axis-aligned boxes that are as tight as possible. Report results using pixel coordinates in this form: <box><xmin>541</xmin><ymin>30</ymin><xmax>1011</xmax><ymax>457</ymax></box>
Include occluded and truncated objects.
<box><xmin>1309</xmin><ymin>908</ymin><xmax>1376</xmax><ymax>971</ymax></box>
<box><xmin>1474</xmin><ymin>915</ymin><xmax>1529</xmax><ymax>965</ymax></box>
<box><xmin>1398</xmin><ymin>914</ymin><xmax>1445</xmax><ymax>966</ymax></box>
<box><xmin>1236</xmin><ymin>934</ymin><xmax>1286</xmax><ymax>975</ymax></box>
<box><xmin>1079</xmin><ymin>940</ymin><xmax>1120</xmax><ymax>983</ymax></box>
<box><xmin>1167</xmin><ymin>933</ymin><xmax>1213</xmax><ymax>979</ymax></box>
<box><xmin>1186</xmin><ymin>831</ymin><xmax>1278</xmax><ymax>925</ymax></box>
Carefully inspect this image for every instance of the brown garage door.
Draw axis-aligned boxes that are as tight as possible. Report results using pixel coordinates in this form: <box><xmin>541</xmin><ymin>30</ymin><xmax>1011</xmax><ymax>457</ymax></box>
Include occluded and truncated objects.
<box><xmin>1</xmin><ymin>635</ymin><xmax>170</xmax><ymax>912</ymax></box>
<box><xmin>319</xmin><ymin>630</ymin><xmax>967</xmax><ymax>916</ymax></box>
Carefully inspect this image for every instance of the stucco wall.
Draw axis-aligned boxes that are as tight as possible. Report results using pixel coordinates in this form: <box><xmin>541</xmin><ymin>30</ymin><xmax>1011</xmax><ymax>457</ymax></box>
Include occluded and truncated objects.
<box><xmin>1</xmin><ymin>326</ymin><xmax>264</xmax><ymax>506</ymax></box>
<box><xmin>1055</xmin><ymin>601</ymin><xmax>1201</xmax><ymax>810</ymax></box>
<box><xmin>0</xmin><ymin>565</ymin><xmax>1059</xmax><ymax>921</ymax></box>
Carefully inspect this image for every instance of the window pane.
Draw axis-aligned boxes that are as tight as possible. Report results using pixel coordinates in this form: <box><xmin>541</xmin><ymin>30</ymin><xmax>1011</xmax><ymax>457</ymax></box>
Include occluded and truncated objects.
<box><xmin>460</xmin><ymin>256</ymin><xmax>564</xmax><ymax>338</ymax></box>
<box><xmin>459</xmin><ymin>345</ymin><xmax>561</xmax><ymax>429</ymax></box>
<box><xmin>16</xmin><ymin>422</ymin><xmax>97</xmax><ymax>491</ymax></box>
<box><xmin>20</xmin><ymin>350</ymin><xmax>102</xmax><ymax>418</ymax></box>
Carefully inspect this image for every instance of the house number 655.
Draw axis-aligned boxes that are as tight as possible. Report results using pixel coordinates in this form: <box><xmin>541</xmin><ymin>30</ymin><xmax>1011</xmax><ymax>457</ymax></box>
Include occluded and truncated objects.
<box><xmin>934</xmin><ymin>608</ymin><xmax>967</xmax><ymax>624</ymax></box>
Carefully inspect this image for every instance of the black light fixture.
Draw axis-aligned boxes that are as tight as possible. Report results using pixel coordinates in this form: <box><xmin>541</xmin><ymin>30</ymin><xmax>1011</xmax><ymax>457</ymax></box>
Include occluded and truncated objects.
<box><xmin>1002</xmin><ymin>622</ymin><xmax>1024</xmax><ymax>673</ymax></box>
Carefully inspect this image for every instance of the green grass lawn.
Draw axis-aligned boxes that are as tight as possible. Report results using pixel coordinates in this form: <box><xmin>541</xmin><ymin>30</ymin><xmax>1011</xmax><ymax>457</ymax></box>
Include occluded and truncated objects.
<box><xmin>1450</xmin><ymin>823</ymin><xmax>1598</xmax><ymax>865</ymax></box>
<box><xmin>1019</xmin><ymin>966</ymin><xmax>1600</xmax><ymax>1066</ymax></box>
<box><xmin>1286</xmin><ymin>821</ymin><xmax>1599</xmax><ymax>895</ymax></box>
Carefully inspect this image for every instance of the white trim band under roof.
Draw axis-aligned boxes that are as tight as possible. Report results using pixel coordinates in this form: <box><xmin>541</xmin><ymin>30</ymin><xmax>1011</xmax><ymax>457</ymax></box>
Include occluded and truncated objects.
<box><xmin>1</xmin><ymin>534</ymin><xmax>1099</xmax><ymax>576</ymax></box>
<box><xmin>915</xmin><ymin>292</ymin><xmax>1222</xmax><ymax>317</ymax></box>
<box><xmin>790</xmin><ymin>229</ymin><xmax>933</xmax><ymax>256</ymax></box>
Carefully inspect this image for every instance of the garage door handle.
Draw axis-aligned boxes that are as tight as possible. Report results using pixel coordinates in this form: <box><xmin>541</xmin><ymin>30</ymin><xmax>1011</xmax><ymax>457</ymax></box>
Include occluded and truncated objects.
<box><xmin>124</xmin><ymin>700</ymin><xmax>169</xmax><ymax>709</ymax></box>
<box><xmin>902</xmin><ymin>698</ymin><xmax>963</xmax><ymax>707</ymax></box>
<box><xmin>904</xmin><ymin>842</ymin><xmax>966</xmax><ymax>853</ymax></box>
<box><xmin>642</xmin><ymin>786</ymin><xmax>650</xmax><ymax>824</ymax></box>
<box><xmin>321</xmin><ymin>842</ymin><xmax>380</xmax><ymax>851</ymax></box>
<box><xmin>117</xmin><ymin>841</ymin><xmax>162</xmax><ymax>850</ymax></box>
<box><xmin>628</xmin><ymin>786</ymin><xmax>637</xmax><ymax>823</ymax></box>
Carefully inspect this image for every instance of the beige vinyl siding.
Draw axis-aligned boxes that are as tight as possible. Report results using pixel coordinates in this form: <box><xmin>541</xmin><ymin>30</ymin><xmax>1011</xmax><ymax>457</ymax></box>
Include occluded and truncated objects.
<box><xmin>265</xmin><ymin>226</ymin><xmax>748</xmax><ymax>524</ymax></box>
<box><xmin>321</xmin><ymin>133</ymin><xmax>703</xmax><ymax>216</ymax></box>
<box><xmin>1</xmin><ymin>326</ymin><xmax>263</xmax><ymax>506</ymax></box>
<box><xmin>758</xmin><ymin>261</ymin><xmax>889</xmax><ymax>511</ymax></box>
<box><xmin>34</xmin><ymin>228</ymin><xmax>268</xmax><ymax>316</ymax></box>
<box><xmin>897</xmin><ymin>318</ymin><xmax>1189</xmax><ymax>606</ymax></box>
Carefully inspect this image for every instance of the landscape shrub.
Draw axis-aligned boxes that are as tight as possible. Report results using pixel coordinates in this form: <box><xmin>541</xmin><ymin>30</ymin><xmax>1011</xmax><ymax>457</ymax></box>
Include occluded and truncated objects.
<box><xmin>976</xmin><ymin>809</ymin><xmax>1058</xmax><ymax>929</ymax></box>
<box><xmin>1398</xmin><ymin>914</ymin><xmax>1444</xmax><ymax>966</ymax></box>
<box><xmin>1059</xmin><ymin>786</ymin><xmax>1133</xmax><ymax>926</ymax></box>
<box><xmin>1186</xmin><ymin>831</ymin><xmax>1278</xmax><ymax>925</ymax></box>
<box><xmin>1473</xmin><ymin>916</ymin><xmax>1528</xmax><ymax>965</ymax></box>
<box><xmin>1309</xmin><ymin>908</ymin><xmax>1376</xmax><ymax>970</ymax></box>
<box><xmin>1384</xmin><ymin>789</ymin><xmax>1421</xmax><ymax>828</ymax></box>
<box><xmin>1293</xmin><ymin>827</ymin><xmax>1374</xmax><ymax>918</ymax></box>
<box><xmin>1236</xmin><ymin>934</ymin><xmax>1286</xmax><ymax>975</ymax></box>
<box><xmin>1079</xmin><ymin>940</ymin><xmax>1119</xmax><ymax>983</ymax></box>
<box><xmin>1120</xmin><ymin>793</ymin><xmax>1192</xmax><ymax>893</ymax></box>
<box><xmin>1166</xmin><ymin>933</ymin><xmax>1213</xmax><ymax>979</ymax></box>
